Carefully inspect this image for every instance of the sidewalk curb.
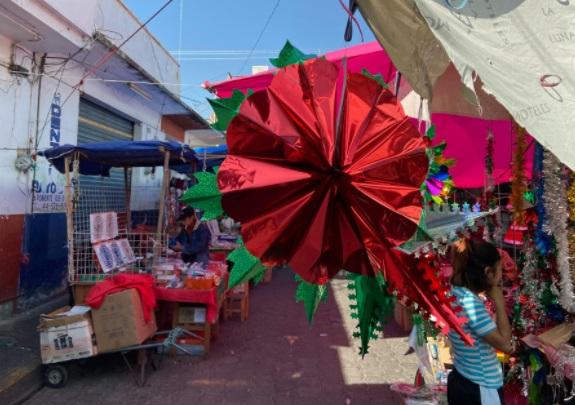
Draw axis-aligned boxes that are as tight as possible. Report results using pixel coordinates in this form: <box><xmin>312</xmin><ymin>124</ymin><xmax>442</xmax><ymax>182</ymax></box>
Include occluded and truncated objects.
<box><xmin>0</xmin><ymin>365</ymin><xmax>42</xmax><ymax>405</ymax></box>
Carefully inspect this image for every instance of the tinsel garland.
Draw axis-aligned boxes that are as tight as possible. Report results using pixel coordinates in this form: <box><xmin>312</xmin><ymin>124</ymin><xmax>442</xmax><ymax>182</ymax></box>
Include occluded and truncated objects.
<box><xmin>511</xmin><ymin>123</ymin><xmax>528</xmax><ymax>226</ymax></box>
<box><xmin>534</xmin><ymin>143</ymin><xmax>552</xmax><ymax>255</ymax></box>
<box><xmin>542</xmin><ymin>150</ymin><xmax>575</xmax><ymax>312</ymax></box>
<box><xmin>568</xmin><ymin>173</ymin><xmax>575</xmax><ymax>283</ymax></box>
<box><xmin>485</xmin><ymin>129</ymin><xmax>495</xmax><ymax>197</ymax></box>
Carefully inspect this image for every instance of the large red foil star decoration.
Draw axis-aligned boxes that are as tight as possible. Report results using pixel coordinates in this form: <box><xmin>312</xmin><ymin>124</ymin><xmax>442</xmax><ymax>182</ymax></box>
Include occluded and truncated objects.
<box><xmin>218</xmin><ymin>57</ymin><xmax>428</xmax><ymax>284</ymax></box>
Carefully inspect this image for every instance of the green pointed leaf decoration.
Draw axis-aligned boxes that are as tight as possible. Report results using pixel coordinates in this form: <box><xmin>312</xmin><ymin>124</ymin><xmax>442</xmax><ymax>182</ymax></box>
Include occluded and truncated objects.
<box><xmin>207</xmin><ymin>89</ymin><xmax>252</xmax><ymax>132</ymax></box>
<box><xmin>227</xmin><ymin>243</ymin><xmax>267</xmax><ymax>289</ymax></box>
<box><xmin>181</xmin><ymin>169</ymin><xmax>223</xmax><ymax>220</ymax></box>
<box><xmin>347</xmin><ymin>272</ymin><xmax>395</xmax><ymax>357</ymax></box>
<box><xmin>426</xmin><ymin>125</ymin><xmax>436</xmax><ymax>140</ymax></box>
<box><xmin>269</xmin><ymin>40</ymin><xmax>317</xmax><ymax>68</ymax></box>
<box><xmin>361</xmin><ymin>69</ymin><xmax>389</xmax><ymax>89</ymax></box>
<box><xmin>295</xmin><ymin>275</ymin><xmax>328</xmax><ymax>325</ymax></box>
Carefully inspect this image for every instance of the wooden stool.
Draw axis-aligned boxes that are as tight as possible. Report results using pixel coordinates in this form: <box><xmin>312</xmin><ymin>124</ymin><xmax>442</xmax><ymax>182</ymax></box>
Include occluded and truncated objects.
<box><xmin>224</xmin><ymin>283</ymin><xmax>249</xmax><ymax>322</ymax></box>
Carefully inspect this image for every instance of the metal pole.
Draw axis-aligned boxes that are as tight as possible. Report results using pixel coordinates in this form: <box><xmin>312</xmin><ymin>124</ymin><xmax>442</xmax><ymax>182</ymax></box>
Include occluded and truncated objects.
<box><xmin>64</xmin><ymin>156</ymin><xmax>75</xmax><ymax>283</ymax></box>
<box><xmin>124</xmin><ymin>167</ymin><xmax>132</xmax><ymax>232</ymax></box>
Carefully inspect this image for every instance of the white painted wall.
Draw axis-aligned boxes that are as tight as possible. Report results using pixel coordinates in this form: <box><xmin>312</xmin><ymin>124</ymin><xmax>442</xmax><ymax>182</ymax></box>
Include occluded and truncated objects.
<box><xmin>0</xmin><ymin>0</ymin><xmax>175</xmax><ymax>215</ymax></box>
<box><xmin>40</xmin><ymin>0</ymin><xmax>180</xmax><ymax>94</ymax></box>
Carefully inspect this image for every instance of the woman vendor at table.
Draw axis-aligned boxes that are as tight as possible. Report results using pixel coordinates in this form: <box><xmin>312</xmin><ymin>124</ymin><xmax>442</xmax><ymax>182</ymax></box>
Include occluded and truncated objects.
<box><xmin>170</xmin><ymin>208</ymin><xmax>211</xmax><ymax>265</ymax></box>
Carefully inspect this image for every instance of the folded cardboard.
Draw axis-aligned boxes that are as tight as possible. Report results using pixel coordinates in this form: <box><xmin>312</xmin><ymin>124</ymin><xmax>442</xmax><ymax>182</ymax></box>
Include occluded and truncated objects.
<box><xmin>39</xmin><ymin>306</ymin><xmax>96</xmax><ymax>364</ymax></box>
<box><xmin>91</xmin><ymin>289</ymin><xmax>157</xmax><ymax>352</ymax></box>
<box><xmin>178</xmin><ymin>306</ymin><xmax>207</xmax><ymax>324</ymax></box>
<box><xmin>538</xmin><ymin>323</ymin><xmax>575</xmax><ymax>349</ymax></box>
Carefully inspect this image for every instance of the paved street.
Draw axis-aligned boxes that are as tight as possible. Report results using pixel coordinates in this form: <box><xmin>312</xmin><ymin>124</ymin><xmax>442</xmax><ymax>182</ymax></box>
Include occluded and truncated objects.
<box><xmin>27</xmin><ymin>270</ymin><xmax>417</xmax><ymax>405</ymax></box>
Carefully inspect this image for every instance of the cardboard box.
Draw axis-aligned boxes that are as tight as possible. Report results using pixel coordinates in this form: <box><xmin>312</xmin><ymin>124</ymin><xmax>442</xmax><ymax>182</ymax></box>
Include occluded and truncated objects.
<box><xmin>39</xmin><ymin>306</ymin><xmax>97</xmax><ymax>364</ymax></box>
<box><xmin>91</xmin><ymin>289</ymin><xmax>157</xmax><ymax>353</ymax></box>
<box><xmin>178</xmin><ymin>306</ymin><xmax>207</xmax><ymax>324</ymax></box>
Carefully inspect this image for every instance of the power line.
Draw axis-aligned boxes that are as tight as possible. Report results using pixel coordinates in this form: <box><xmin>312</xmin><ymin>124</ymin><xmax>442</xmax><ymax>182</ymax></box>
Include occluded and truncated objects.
<box><xmin>61</xmin><ymin>0</ymin><xmax>175</xmax><ymax>108</ymax></box>
<box><xmin>237</xmin><ymin>0</ymin><xmax>282</xmax><ymax>75</ymax></box>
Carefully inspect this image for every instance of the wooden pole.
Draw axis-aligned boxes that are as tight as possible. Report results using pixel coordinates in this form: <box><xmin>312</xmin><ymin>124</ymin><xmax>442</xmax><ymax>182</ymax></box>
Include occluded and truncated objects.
<box><xmin>156</xmin><ymin>150</ymin><xmax>170</xmax><ymax>252</ymax></box>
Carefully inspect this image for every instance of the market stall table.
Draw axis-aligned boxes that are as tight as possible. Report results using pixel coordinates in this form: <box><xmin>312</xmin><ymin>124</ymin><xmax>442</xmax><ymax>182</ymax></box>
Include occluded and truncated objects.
<box><xmin>153</xmin><ymin>274</ymin><xmax>228</xmax><ymax>354</ymax></box>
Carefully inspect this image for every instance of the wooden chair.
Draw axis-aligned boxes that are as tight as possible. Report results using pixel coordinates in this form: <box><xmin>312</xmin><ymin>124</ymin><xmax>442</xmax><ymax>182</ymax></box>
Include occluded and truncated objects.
<box><xmin>224</xmin><ymin>283</ymin><xmax>249</xmax><ymax>322</ymax></box>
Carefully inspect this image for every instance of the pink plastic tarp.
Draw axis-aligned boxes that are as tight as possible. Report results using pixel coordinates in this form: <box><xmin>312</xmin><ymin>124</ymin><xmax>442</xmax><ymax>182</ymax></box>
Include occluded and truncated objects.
<box><xmin>206</xmin><ymin>41</ymin><xmax>534</xmax><ymax>189</ymax></box>
<box><xmin>205</xmin><ymin>42</ymin><xmax>396</xmax><ymax>98</ymax></box>
<box><xmin>430</xmin><ymin>114</ymin><xmax>533</xmax><ymax>189</ymax></box>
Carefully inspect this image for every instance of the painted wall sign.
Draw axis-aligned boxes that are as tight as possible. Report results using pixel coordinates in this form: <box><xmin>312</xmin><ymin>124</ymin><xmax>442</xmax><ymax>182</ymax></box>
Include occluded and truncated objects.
<box><xmin>32</xmin><ymin>93</ymin><xmax>66</xmax><ymax>213</ymax></box>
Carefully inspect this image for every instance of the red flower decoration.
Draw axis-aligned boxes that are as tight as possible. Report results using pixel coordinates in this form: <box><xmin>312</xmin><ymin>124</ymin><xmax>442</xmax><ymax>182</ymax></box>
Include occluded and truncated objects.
<box><xmin>218</xmin><ymin>58</ymin><xmax>428</xmax><ymax>283</ymax></box>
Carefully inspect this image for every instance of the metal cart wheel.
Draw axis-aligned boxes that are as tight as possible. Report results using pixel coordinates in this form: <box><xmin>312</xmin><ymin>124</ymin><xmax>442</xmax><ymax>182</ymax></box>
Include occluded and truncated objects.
<box><xmin>43</xmin><ymin>364</ymin><xmax>69</xmax><ymax>388</ymax></box>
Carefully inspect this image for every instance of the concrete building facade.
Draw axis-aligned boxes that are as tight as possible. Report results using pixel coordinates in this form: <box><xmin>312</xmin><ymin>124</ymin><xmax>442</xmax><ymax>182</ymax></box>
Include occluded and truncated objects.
<box><xmin>0</xmin><ymin>0</ymin><xmax>209</xmax><ymax>313</ymax></box>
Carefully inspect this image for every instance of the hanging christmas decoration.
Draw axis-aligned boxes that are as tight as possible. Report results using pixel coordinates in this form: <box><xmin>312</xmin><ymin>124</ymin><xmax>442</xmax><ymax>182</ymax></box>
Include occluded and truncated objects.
<box><xmin>347</xmin><ymin>272</ymin><xmax>395</xmax><ymax>356</ymax></box>
<box><xmin>534</xmin><ymin>143</ymin><xmax>552</xmax><ymax>256</ymax></box>
<box><xmin>270</xmin><ymin>40</ymin><xmax>317</xmax><ymax>68</ymax></box>
<box><xmin>227</xmin><ymin>241</ymin><xmax>267</xmax><ymax>288</ymax></box>
<box><xmin>511</xmin><ymin>123</ymin><xmax>528</xmax><ymax>226</ymax></box>
<box><xmin>542</xmin><ymin>150</ymin><xmax>575</xmax><ymax>312</ymax></box>
<box><xmin>295</xmin><ymin>275</ymin><xmax>328</xmax><ymax>324</ymax></box>
<box><xmin>181</xmin><ymin>168</ymin><xmax>223</xmax><ymax>220</ymax></box>
<box><xmin>422</xmin><ymin>126</ymin><xmax>456</xmax><ymax>205</ymax></box>
<box><xmin>208</xmin><ymin>89</ymin><xmax>252</xmax><ymax>132</ymax></box>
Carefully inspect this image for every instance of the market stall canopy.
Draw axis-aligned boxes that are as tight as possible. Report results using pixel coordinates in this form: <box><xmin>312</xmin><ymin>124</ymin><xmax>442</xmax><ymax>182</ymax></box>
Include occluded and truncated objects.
<box><xmin>40</xmin><ymin>140</ymin><xmax>199</xmax><ymax>176</ymax></box>
<box><xmin>204</xmin><ymin>41</ymin><xmax>397</xmax><ymax>98</ymax></box>
<box><xmin>355</xmin><ymin>0</ymin><xmax>575</xmax><ymax>170</ymax></box>
<box><xmin>205</xmin><ymin>41</ymin><xmax>532</xmax><ymax>189</ymax></box>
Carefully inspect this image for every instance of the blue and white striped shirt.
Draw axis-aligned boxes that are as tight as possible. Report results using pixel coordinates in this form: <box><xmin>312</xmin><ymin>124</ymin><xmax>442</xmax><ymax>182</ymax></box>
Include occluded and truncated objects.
<box><xmin>448</xmin><ymin>286</ymin><xmax>503</xmax><ymax>389</ymax></box>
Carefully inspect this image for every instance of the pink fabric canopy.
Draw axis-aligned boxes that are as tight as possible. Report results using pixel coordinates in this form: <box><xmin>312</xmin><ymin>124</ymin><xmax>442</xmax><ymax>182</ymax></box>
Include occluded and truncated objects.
<box><xmin>205</xmin><ymin>41</ymin><xmax>396</xmax><ymax>98</ymax></box>
<box><xmin>206</xmin><ymin>41</ymin><xmax>533</xmax><ymax>189</ymax></box>
<box><xmin>430</xmin><ymin>114</ymin><xmax>533</xmax><ymax>189</ymax></box>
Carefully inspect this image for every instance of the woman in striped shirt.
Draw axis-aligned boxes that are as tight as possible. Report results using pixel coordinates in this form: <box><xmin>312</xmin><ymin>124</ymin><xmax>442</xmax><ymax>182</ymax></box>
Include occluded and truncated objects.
<box><xmin>447</xmin><ymin>239</ymin><xmax>512</xmax><ymax>405</ymax></box>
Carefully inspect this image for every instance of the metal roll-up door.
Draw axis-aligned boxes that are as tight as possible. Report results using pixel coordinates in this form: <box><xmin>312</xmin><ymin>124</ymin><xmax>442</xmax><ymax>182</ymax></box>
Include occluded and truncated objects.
<box><xmin>76</xmin><ymin>98</ymin><xmax>134</xmax><ymax>233</ymax></box>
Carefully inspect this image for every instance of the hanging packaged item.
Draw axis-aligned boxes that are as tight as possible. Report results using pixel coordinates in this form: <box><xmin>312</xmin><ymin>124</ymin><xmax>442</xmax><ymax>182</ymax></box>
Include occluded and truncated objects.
<box><xmin>90</xmin><ymin>212</ymin><xmax>118</xmax><ymax>243</ymax></box>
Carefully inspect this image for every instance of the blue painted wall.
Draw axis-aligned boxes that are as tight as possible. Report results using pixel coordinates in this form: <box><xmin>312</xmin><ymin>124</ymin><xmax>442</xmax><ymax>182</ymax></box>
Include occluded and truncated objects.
<box><xmin>18</xmin><ymin>213</ymin><xmax>68</xmax><ymax>309</ymax></box>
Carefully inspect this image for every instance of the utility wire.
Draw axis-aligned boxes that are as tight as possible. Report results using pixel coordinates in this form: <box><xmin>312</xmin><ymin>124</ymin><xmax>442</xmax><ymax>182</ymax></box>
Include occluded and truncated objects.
<box><xmin>237</xmin><ymin>0</ymin><xmax>281</xmax><ymax>75</ymax></box>
<box><xmin>61</xmin><ymin>0</ymin><xmax>175</xmax><ymax>107</ymax></box>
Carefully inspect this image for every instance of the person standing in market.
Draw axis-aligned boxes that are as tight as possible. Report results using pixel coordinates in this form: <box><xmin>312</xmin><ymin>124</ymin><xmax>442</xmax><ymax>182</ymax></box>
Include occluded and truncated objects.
<box><xmin>170</xmin><ymin>207</ymin><xmax>211</xmax><ymax>265</ymax></box>
<box><xmin>447</xmin><ymin>239</ymin><xmax>512</xmax><ymax>405</ymax></box>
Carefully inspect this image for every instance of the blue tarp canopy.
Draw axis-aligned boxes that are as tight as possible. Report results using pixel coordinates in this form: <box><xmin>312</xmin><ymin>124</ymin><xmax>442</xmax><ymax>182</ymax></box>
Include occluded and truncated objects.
<box><xmin>40</xmin><ymin>140</ymin><xmax>200</xmax><ymax>176</ymax></box>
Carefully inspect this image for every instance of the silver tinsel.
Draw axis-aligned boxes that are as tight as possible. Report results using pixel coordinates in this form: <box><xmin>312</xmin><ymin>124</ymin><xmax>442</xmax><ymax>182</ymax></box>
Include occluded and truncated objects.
<box><xmin>542</xmin><ymin>150</ymin><xmax>575</xmax><ymax>312</ymax></box>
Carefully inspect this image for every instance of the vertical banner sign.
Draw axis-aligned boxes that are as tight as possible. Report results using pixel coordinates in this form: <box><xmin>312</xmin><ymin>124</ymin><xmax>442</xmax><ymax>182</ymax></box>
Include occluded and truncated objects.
<box><xmin>32</xmin><ymin>93</ymin><xmax>66</xmax><ymax>213</ymax></box>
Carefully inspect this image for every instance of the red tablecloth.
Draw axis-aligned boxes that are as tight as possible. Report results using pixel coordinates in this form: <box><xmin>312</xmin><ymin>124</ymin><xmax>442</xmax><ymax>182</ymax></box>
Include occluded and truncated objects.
<box><xmin>154</xmin><ymin>275</ymin><xmax>228</xmax><ymax>324</ymax></box>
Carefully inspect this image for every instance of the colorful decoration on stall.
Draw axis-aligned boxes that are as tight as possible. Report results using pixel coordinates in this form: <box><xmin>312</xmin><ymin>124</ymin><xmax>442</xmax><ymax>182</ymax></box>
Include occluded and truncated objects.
<box><xmin>181</xmin><ymin>168</ymin><xmax>223</xmax><ymax>220</ymax></box>
<box><xmin>422</xmin><ymin>126</ymin><xmax>455</xmax><ymax>204</ymax></box>
<box><xmin>207</xmin><ymin>89</ymin><xmax>252</xmax><ymax>132</ymax></box>
<box><xmin>295</xmin><ymin>275</ymin><xmax>328</xmax><ymax>324</ymax></box>
<box><xmin>227</xmin><ymin>242</ymin><xmax>267</xmax><ymax>289</ymax></box>
<box><xmin>542</xmin><ymin>150</ymin><xmax>575</xmax><ymax>313</ymax></box>
<box><xmin>269</xmin><ymin>40</ymin><xmax>317</xmax><ymax>68</ymax></box>
<box><xmin>361</xmin><ymin>69</ymin><xmax>389</xmax><ymax>89</ymax></box>
<box><xmin>511</xmin><ymin>123</ymin><xmax>528</xmax><ymax>226</ymax></box>
<box><xmin>485</xmin><ymin>129</ymin><xmax>495</xmax><ymax>198</ymax></box>
<box><xmin>347</xmin><ymin>272</ymin><xmax>395</xmax><ymax>356</ymax></box>
<box><xmin>534</xmin><ymin>142</ymin><xmax>552</xmax><ymax>256</ymax></box>
<box><xmin>568</xmin><ymin>173</ymin><xmax>575</xmax><ymax>280</ymax></box>
<box><xmin>215</xmin><ymin>51</ymin><xmax>471</xmax><ymax>344</ymax></box>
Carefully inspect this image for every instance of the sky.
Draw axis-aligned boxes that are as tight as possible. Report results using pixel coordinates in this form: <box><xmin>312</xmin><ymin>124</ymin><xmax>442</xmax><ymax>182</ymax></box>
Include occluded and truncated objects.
<box><xmin>122</xmin><ymin>0</ymin><xmax>375</xmax><ymax>117</ymax></box>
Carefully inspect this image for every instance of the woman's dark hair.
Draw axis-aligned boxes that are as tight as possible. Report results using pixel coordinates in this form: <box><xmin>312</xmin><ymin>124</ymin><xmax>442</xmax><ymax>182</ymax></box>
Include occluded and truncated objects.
<box><xmin>451</xmin><ymin>238</ymin><xmax>501</xmax><ymax>292</ymax></box>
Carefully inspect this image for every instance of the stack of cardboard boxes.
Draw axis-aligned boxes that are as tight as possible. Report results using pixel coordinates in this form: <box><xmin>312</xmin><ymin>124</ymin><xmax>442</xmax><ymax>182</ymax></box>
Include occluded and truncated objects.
<box><xmin>39</xmin><ymin>289</ymin><xmax>157</xmax><ymax>364</ymax></box>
